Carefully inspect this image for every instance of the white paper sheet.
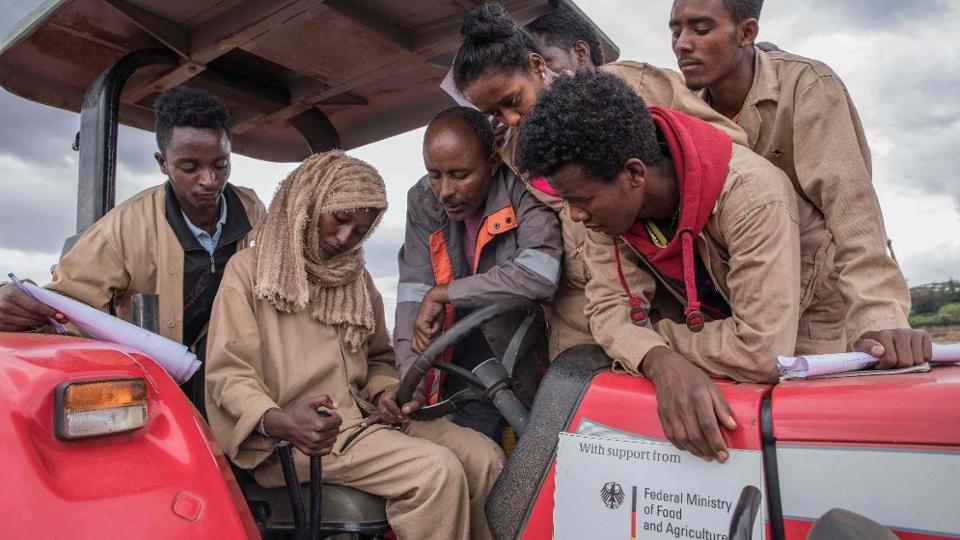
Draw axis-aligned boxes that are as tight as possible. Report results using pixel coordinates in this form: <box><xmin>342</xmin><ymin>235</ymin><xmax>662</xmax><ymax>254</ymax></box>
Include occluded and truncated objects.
<box><xmin>778</xmin><ymin>343</ymin><xmax>960</xmax><ymax>379</ymax></box>
<box><xmin>439</xmin><ymin>68</ymin><xmax>477</xmax><ymax>108</ymax></box>
<box><xmin>18</xmin><ymin>281</ymin><xmax>199</xmax><ymax>383</ymax></box>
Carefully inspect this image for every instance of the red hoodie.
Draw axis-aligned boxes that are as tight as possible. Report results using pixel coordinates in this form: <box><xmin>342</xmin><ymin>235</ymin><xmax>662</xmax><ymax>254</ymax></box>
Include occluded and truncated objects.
<box><xmin>530</xmin><ymin>107</ymin><xmax>733</xmax><ymax>331</ymax></box>
<box><xmin>615</xmin><ymin>106</ymin><xmax>733</xmax><ymax>331</ymax></box>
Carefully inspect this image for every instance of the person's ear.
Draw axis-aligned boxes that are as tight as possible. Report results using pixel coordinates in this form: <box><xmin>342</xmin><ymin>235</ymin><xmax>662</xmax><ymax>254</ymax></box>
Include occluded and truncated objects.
<box><xmin>573</xmin><ymin>41</ymin><xmax>592</xmax><ymax>68</ymax></box>
<box><xmin>528</xmin><ymin>52</ymin><xmax>549</xmax><ymax>80</ymax></box>
<box><xmin>739</xmin><ymin>18</ymin><xmax>759</xmax><ymax>48</ymax></box>
<box><xmin>154</xmin><ymin>151</ymin><xmax>168</xmax><ymax>176</ymax></box>
<box><xmin>623</xmin><ymin>158</ymin><xmax>648</xmax><ymax>190</ymax></box>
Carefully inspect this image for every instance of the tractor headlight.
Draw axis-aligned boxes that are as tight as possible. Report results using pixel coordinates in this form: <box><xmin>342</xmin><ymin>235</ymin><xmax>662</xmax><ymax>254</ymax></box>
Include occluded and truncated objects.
<box><xmin>55</xmin><ymin>379</ymin><xmax>147</xmax><ymax>440</ymax></box>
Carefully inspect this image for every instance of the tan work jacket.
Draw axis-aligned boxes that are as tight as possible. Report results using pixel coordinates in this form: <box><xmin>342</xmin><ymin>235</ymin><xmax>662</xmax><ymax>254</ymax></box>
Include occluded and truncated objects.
<box><xmin>585</xmin><ymin>145</ymin><xmax>839</xmax><ymax>383</ymax></box>
<box><xmin>501</xmin><ymin>61</ymin><xmax>749</xmax><ymax>357</ymax></box>
<box><xmin>730</xmin><ymin>48</ymin><xmax>911</xmax><ymax>345</ymax></box>
<box><xmin>205</xmin><ymin>248</ymin><xmax>398</xmax><ymax>473</ymax></box>
<box><xmin>47</xmin><ymin>183</ymin><xmax>265</xmax><ymax>344</ymax></box>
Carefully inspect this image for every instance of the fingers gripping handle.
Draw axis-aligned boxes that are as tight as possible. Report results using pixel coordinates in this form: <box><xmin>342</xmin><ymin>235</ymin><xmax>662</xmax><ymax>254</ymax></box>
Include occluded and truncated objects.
<box><xmin>397</xmin><ymin>355</ymin><xmax>433</xmax><ymax>408</ymax></box>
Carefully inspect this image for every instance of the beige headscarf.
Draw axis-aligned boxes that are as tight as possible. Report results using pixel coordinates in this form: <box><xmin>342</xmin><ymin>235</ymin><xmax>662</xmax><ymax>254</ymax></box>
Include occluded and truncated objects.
<box><xmin>254</xmin><ymin>150</ymin><xmax>387</xmax><ymax>351</ymax></box>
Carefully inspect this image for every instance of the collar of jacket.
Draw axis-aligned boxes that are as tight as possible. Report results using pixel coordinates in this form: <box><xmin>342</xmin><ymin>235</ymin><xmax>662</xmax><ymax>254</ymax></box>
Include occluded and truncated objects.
<box><xmin>695</xmin><ymin>47</ymin><xmax>780</xmax><ymax>148</ymax></box>
<box><xmin>423</xmin><ymin>167</ymin><xmax>519</xmax><ymax>280</ymax></box>
<box><xmin>164</xmin><ymin>182</ymin><xmax>253</xmax><ymax>253</ymax></box>
<box><xmin>742</xmin><ymin>46</ymin><xmax>781</xmax><ymax>108</ymax></box>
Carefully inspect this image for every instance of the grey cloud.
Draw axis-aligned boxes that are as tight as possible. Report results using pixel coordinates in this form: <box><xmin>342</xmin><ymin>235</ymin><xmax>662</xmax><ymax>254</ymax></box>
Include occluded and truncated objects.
<box><xmin>0</xmin><ymin>158</ymin><xmax>76</xmax><ymax>254</ymax></box>
<box><xmin>870</xmin><ymin>55</ymin><xmax>960</xmax><ymax>210</ymax></box>
<box><xmin>799</xmin><ymin>0</ymin><xmax>948</xmax><ymax>30</ymax></box>
<box><xmin>0</xmin><ymin>92</ymin><xmax>79</xmax><ymax>166</ymax></box>
<box><xmin>0</xmin><ymin>86</ymin><xmax>163</xmax><ymax>176</ymax></box>
<box><xmin>117</xmin><ymin>125</ymin><xmax>166</xmax><ymax>176</ymax></box>
<box><xmin>364</xmin><ymin>224</ymin><xmax>404</xmax><ymax>279</ymax></box>
<box><xmin>900</xmin><ymin>246</ymin><xmax>960</xmax><ymax>286</ymax></box>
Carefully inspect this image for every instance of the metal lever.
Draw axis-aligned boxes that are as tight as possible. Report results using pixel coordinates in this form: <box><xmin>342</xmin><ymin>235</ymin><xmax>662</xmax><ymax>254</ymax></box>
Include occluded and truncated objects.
<box><xmin>309</xmin><ymin>455</ymin><xmax>322</xmax><ymax>540</ymax></box>
<box><xmin>278</xmin><ymin>411</ymin><xmax>327</xmax><ymax>540</ymax></box>
<box><xmin>278</xmin><ymin>441</ymin><xmax>307</xmax><ymax>540</ymax></box>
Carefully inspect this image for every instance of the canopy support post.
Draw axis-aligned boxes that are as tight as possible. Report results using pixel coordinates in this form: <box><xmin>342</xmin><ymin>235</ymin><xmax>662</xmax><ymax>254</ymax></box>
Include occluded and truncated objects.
<box><xmin>75</xmin><ymin>48</ymin><xmax>177</xmax><ymax>235</ymax></box>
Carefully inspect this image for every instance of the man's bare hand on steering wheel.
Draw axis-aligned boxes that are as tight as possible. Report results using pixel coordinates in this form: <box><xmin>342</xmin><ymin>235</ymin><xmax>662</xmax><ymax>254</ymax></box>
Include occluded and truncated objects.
<box><xmin>413</xmin><ymin>285</ymin><xmax>449</xmax><ymax>353</ymax></box>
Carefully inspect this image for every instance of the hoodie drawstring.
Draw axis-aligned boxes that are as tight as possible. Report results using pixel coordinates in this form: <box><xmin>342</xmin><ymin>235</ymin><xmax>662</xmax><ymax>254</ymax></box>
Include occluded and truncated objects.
<box><xmin>613</xmin><ymin>241</ymin><xmax>648</xmax><ymax>327</ymax></box>
<box><xmin>680</xmin><ymin>231</ymin><xmax>705</xmax><ymax>332</ymax></box>
<box><xmin>614</xmin><ymin>232</ymin><xmax>705</xmax><ymax>333</ymax></box>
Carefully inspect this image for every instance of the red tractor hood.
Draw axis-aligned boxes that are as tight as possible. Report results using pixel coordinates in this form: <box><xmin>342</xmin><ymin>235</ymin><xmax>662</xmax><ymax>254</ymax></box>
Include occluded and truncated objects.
<box><xmin>0</xmin><ymin>333</ymin><xmax>259</xmax><ymax>539</ymax></box>
<box><xmin>771</xmin><ymin>365</ymin><xmax>960</xmax><ymax>446</ymax></box>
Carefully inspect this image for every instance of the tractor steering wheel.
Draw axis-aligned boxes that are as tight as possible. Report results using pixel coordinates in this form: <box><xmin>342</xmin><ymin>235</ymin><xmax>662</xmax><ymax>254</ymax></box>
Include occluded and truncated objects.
<box><xmin>396</xmin><ymin>297</ymin><xmax>545</xmax><ymax>435</ymax></box>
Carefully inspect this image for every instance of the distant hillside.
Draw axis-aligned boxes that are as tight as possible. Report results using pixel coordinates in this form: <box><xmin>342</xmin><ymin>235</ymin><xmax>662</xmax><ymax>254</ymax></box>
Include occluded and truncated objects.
<box><xmin>910</xmin><ymin>280</ymin><xmax>960</xmax><ymax>327</ymax></box>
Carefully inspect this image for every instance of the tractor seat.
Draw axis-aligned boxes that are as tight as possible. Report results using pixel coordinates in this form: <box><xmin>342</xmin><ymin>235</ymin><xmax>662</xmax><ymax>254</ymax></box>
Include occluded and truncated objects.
<box><xmin>240</xmin><ymin>473</ymin><xmax>390</xmax><ymax>536</ymax></box>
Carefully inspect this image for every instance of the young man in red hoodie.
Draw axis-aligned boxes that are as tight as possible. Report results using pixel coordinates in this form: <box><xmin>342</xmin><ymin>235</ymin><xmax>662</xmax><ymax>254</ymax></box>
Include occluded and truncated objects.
<box><xmin>515</xmin><ymin>70</ymin><xmax>860</xmax><ymax>462</ymax></box>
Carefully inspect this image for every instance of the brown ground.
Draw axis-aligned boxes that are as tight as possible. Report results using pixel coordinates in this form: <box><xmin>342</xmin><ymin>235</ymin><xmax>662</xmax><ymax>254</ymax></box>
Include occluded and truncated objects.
<box><xmin>923</xmin><ymin>325</ymin><xmax>960</xmax><ymax>342</ymax></box>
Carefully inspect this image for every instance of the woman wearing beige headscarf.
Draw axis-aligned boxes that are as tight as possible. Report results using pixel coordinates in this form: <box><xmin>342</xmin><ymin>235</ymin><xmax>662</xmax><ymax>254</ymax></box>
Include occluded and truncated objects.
<box><xmin>205</xmin><ymin>151</ymin><xmax>504</xmax><ymax>540</ymax></box>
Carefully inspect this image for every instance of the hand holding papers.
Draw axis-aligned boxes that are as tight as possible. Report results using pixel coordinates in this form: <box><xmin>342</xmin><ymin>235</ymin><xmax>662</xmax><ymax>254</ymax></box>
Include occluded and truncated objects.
<box><xmin>6</xmin><ymin>273</ymin><xmax>68</xmax><ymax>335</ymax></box>
<box><xmin>778</xmin><ymin>343</ymin><xmax>960</xmax><ymax>380</ymax></box>
<box><xmin>8</xmin><ymin>274</ymin><xmax>200</xmax><ymax>383</ymax></box>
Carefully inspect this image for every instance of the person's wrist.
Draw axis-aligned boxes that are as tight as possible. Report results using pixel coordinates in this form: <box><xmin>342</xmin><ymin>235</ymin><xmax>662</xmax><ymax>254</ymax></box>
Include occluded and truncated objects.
<box><xmin>428</xmin><ymin>284</ymin><xmax>450</xmax><ymax>304</ymax></box>
<box><xmin>261</xmin><ymin>408</ymin><xmax>285</xmax><ymax>438</ymax></box>
<box><xmin>640</xmin><ymin>346</ymin><xmax>672</xmax><ymax>380</ymax></box>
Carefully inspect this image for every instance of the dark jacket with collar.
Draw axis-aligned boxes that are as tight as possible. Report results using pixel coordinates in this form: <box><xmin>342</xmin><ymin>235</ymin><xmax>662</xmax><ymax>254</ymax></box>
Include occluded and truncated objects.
<box><xmin>164</xmin><ymin>182</ymin><xmax>257</xmax><ymax>349</ymax></box>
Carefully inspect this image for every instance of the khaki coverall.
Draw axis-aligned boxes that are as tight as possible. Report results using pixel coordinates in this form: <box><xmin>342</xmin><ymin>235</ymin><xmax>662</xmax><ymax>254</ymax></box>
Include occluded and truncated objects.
<box><xmin>723</xmin><ymin>47</ymin><xmax>912</xmax><ymax>346</ymax></box>
<box><xmin>585</xmin><ymin>145</ymin><xmax>839</xmax><ymax>383</ymax></box>
<box><xmin>501</xmin><ymin>62</ymin><xmax>749</xmax><ymax>359</ymax></box>
<box><xmin>205</xmin><ymin>249</ymin><xmax>504</xmax><ymax>540</ymax></box>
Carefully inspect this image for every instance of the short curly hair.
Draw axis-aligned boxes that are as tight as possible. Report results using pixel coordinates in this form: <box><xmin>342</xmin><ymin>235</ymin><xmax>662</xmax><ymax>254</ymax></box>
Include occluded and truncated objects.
<box><xmin>721</xmin><ymin>0</ymin><xmax>763</xmax><ymax>22</ymax></box>
<box><xmin>526</xmin><ymin>10</ymin><xmax>604</xmax><ymax>67</ymax></box>
<box><xmin>154</xmin><ymin>88</ymin><xmax>231</xmax><ymax>152</ymax></box>
<box><xmin>427</xmin><ymin>106</ymin><xmax>497</xmax><ymax>157</ymax></box>
<box><xmin>516</xmin><ymin>70</ymin><xmax>661</xmax><ymax>182</ymax></box>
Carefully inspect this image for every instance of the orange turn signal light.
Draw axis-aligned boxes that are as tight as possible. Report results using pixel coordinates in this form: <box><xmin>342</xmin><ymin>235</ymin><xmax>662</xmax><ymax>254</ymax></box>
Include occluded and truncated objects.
<box><xmin>55</xmin><ymin>379</ymin><xmax>148</xmax><ymax>440</ymax></box>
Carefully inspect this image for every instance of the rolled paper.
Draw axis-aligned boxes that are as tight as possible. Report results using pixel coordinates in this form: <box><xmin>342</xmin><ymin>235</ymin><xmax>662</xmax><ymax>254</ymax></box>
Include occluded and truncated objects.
<box><xmin>17</xmin><ymin>279</ymin><xmax>199</xmax><ymax>383</ymax></box>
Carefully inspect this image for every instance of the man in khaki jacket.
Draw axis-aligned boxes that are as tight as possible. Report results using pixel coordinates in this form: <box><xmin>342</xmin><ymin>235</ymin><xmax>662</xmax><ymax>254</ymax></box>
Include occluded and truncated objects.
<box><xmin>0</xmin><ymin>88</ymin><xmax>266</xmax><ymax>408</ymax></box>
<box><xmin>669</xmin><ymin>0</ymin><xmax>929</xmax><ymax>367</ymax></box>
<box><xmin>515</xmin><ymin>71</ymin><xmax>871</xmax><ymax>463</ymax></box>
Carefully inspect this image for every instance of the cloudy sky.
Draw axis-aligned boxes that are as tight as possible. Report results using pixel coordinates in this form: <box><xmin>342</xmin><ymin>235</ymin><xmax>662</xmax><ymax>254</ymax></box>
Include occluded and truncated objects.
<box><xmin>1</xmin><ymin>0</ymin><xmax>958</xmax><ymax>321</ymax></box>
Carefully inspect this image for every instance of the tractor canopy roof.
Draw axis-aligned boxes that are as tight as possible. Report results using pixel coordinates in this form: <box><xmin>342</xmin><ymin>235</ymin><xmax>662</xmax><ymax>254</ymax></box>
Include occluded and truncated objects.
<box><xmin>0</xmin><ymin>0</ymin><xmax>618</xmax><ymax>163</ymax></box>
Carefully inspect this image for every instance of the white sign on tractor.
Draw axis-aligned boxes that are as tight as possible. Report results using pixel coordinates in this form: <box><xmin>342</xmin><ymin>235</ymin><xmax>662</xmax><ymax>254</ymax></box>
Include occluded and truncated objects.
<box><xmin>554</xmin><ymin>433</ymin><xmax>766</xmax><ymax>540</ymax></box>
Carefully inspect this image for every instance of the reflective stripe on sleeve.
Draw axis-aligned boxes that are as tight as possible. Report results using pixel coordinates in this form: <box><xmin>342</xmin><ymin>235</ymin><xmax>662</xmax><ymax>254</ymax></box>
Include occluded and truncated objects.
<box><xmin>515</xmin><ymin>248</ymin><xmax>561</xmax><ymax>286</ymax></box>
<box><xmin>397</xmin><ymin>282</ymin><xmax>432</xmax><ymax>303</ymax></box>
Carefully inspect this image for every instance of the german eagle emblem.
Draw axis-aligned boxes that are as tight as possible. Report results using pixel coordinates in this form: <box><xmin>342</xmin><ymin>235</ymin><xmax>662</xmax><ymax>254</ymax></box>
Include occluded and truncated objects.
<box><xmin>600</xmin><ymin>481</ymin><xmax>625</xmax><ymax>509</ymax></box>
